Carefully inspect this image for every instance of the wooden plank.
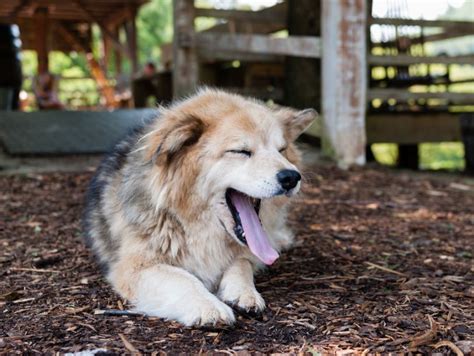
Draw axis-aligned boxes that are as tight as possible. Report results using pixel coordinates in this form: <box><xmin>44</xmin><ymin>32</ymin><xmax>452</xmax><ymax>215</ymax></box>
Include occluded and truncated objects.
<box><xmin>370</xmin><ymin>17</ymin><xmax>474</xmax><ymax>29</ymax></box>
<box><xmin>369</xmin><ymin>54</ymin><xmax>474</xmax><ymax>65</ymax></box>
<box><xmin>195</xmin><ymin>7</ymin><xmax>285</xmax><ymax>24</ymax></box>
<box><xmin>368</xmin><ymin>89</ymin><xmax>474</xmax><ymax>104</ymax></box>
<box><xmin>321</xmin><ymin>0</ymin><xmax>367</xmax><ymax>167</ymax></box>
<box><xmin>196</xmin><ymin>33</ymin><xmax>321</xmax><ymax>58</ymax></box>
<box><xmin>173</xmin><ymin>0</ymin><xmax>198</xmax><ymax>98</ymax></box>
<box><xmin>34</xmin><ymin>7</ymin><xmax>49</xmax><ymax>74</ymax></box>
<box><xmin>198</xmin><ymin>49</ymin><xmax>281</xmax><ymax>62</ymax></box>
<box><xmin>366</xmin><ymin>114</ymin><xmax>461</xmax><ymax>143</ymax></box>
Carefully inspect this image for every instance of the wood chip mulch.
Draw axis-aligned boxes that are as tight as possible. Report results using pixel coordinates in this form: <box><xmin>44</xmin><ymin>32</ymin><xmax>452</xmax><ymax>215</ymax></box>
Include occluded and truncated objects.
<box><xmin>1</xmin><ymin>165</ymin><xmax>473</xmax><ymax>355</ymax></box>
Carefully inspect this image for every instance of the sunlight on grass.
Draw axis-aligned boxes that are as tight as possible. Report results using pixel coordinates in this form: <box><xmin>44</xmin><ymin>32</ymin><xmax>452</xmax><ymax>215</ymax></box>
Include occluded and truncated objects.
<box><xmin>371</xmin><ymin>143</ymin><xmax>465</xmax><ymax>171</ymax></box>
<box><xmin>420</xmin><ymin>142</ymin><xmax>465</xmax><ymax>170</ymax></box>
<box><xmin>372</xmin><ymin>144</ymin><xmax>398</xmax><ymax>166</ymax></box>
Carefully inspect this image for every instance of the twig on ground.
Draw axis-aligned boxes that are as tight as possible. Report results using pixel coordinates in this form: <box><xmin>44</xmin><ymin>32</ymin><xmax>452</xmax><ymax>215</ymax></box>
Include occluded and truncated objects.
<box><xmin>432</xmin><ymin>340</ymin><xmax>464</xmax><ymax>356</ymax></box>
<box><xmin>118</xmin><ymin>333</ymin><xmax>141</xmax><ymax>354</ymax></box>
<box><xmin>409</xmin><ymin>315</ymin><xmax>438</xmax><ymax>349</ymax></box>
<box><xmin>364</xmin><ymin>262</ymin><xmax>406</xmax><ymax>276</ymax></box>
<box><xmin>94</xmin><ymin>309</ymin><xmax>145</xmax><ymax>317</ymax></box>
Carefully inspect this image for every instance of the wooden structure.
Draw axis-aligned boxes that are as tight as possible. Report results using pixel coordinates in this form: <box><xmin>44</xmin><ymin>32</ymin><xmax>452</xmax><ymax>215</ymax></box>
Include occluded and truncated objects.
<box><xmin>0</xmin><ymin>0</ymin><xmax>147</xmax><ymax>108</ymax></box>
<box><xmin>172</xmin><ymin>0</ymin><xmax>474</xmax><ymax>169</ymax></box>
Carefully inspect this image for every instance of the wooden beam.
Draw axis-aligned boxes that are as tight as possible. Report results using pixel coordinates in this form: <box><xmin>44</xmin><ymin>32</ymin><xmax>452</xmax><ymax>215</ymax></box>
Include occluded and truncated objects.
<box><xmin>72</xmin><ymin>0</ymin><xmax>131</xmax><ymax>59</ymax></box>
<box><xmin>9</xmin><ymin>0</ymin><xmax>31</xmax><ymax>20</ymax></box>
<box><xmin>55</xmin><ymin>22</ymin><xmax>116</xmax><ymax>108</ymax></box>
<box><xmin>366</xmin><ymin>113</ymin><xmax>461</xmax><ymax>143</ymax></box>
<box><xmin>368</xmin><ymin>89</ymin><xmax>474</xmax><ymax>104</ymax></box>
<box><xmin>104</xmin><ymin>7</ymin><xmax>132</xmax><ymax>28</ymax></box>
<box><xmin>113</xmin><ymin>27</ymin><xmax>122</xmax><ymax>76</ymax></box>
<box><xmin>125</xmin><ymin>6</ymin><xmax>138</xmax><ymax>74</ymax></box>
<box><xmin>196</xmin><ymin>33</ymin><xmax>321</xmax><ymax>58</ymax></box>
<box><xmin>34</xmin><ymin>7</ymin><xmax>49</xmax><ymax>74</ymax></box>
<box><xmin>173</xmin><ymin>0</ymin><xmax>198</xmax><ymax>98</ymax></box>
<box><xmin>195</xmin><ymin>7</ymin><xmax>285</xmax><ymax>24</ymax></box>
<box><xmin>198</xmin><ymin>49</ymin><xmax>281</xmax><ymax>62</ymax></box>
<box><xmin>321</xmin><ymin>0</ymin><xmax>367</xmax><ymax>167</ymax></box>
<box><xmin>370</xmin><ymin>17</ymin><xmax>474</xmax><ymax>30</ymax></box>
<box><xmin>368</xmin><ymin>54</ymin><xmax>474</xmax><ymax>66</ymax></box>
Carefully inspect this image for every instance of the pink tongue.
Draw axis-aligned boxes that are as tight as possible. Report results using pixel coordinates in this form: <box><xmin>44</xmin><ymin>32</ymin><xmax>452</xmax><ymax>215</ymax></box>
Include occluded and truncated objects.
<box><xmin>229</xmin><ymin>191</ymin><xmax>279</xmax><ymax>265</ymax></box>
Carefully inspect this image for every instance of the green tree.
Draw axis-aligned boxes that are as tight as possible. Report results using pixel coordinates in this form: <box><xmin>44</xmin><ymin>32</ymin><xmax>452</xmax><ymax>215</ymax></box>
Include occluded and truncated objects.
<box><xmin>137</xmin><ymin>0</ymin><xmax>173</xmax><ymax>66</ymax></box>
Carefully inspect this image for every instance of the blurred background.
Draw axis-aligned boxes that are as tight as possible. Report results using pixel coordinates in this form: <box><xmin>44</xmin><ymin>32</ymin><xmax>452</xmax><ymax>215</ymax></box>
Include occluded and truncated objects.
<box><xmin>0</xmin><ymin>0</ymin><xmax>473</xmax><ymax>171</ymax></box>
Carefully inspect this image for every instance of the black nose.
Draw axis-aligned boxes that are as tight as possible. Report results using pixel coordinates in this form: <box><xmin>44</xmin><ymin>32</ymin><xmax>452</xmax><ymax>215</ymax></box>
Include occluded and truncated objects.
<box><xmin>277</xmin><ymin>169</ymin><xmax>301</xmax><ymax>191</ymax></box>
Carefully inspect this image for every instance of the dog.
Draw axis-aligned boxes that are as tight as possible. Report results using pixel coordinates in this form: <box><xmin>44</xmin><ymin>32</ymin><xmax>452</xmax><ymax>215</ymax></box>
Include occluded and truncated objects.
<box><xmin>83</xmin><ymin>88</ymin><xmax>317</xmax><ymax>326</ymax></box>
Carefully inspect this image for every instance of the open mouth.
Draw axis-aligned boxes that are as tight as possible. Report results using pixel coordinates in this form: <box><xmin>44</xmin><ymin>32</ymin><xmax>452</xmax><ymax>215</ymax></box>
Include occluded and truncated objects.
<box><xmin>225</xmin><ymin>188</ymin><xmax>279</xmax><ymax>265</ymax></box>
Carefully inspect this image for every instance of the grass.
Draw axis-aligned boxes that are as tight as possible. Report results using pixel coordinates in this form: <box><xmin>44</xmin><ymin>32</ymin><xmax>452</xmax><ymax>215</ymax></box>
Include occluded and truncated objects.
<box><xmin>372</xmin><ymin>143</ymin><xmax>465</xmax><ymax>171</ymax></box>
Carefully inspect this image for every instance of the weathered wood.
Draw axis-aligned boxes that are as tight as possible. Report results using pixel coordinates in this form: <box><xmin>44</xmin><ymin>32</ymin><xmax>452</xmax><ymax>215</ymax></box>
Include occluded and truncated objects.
<box><xmin>173</xmin><ymin>0</ymin><xmax>198</xmax><ymax>98</ymax></box>
<box><xmin>285</xmin><ymin>0</ymin><xmax>321</xmax><ymax>112</ymax></box>
<box><xmin>370</xmin><ymin>17</ymin><xmax>474</xmax><ymax>29</ymax></box>
<box><xmin>368</xmin><ymin>89</ymin><xmax>474</xmax><ymax>104</ymax></box>
<box><xmin>366</xmin><ymin>114</ymin><xmax>461</xmax><ymax>143</ymax></box>
<box><xmin>369</xmin><ymin>54</ymin><xmax>474</xmax><ymax>65</ymax></box>
<box><xmin>196</xmin><ymin>33</ymin><xmax>321</xmax><ymax>58</ymax></box>
<box><xmin>34</xmin><ymin>7</ymin><xmax>49</xmax><ymax>74</ymax></box>
<box><xmin>195</xmin><ymin>7</ymin><xmax>285</xmax><ymax>24</ymax></box>
<box><xmin>198</xmin><ymin>50</ymin><xmax>281</xmax><ymax>63</ymax></box>
<box><xmin>321</xmin><ymin>0</ymin><xmax>367</xmax><ymax>167</ymax></box>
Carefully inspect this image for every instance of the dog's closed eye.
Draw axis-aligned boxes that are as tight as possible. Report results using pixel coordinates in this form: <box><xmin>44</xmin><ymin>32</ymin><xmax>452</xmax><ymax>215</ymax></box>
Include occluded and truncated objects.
<box><xmin>226</xmin><ymin>149</ymin><xmax>252</xmax><ymax>157</ymax></box>
<box><xmin>278</xmin><ymin>146</ymin><xmax>287</xmax><ymax>153</ymax></box>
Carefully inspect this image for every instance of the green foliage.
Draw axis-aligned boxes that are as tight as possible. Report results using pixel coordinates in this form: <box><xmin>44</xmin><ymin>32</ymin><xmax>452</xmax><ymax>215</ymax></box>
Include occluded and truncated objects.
<box><xmin>371</xmin><ymin>143</ymin><xmax>465</xmax><ymax>171</ymax></box>
<box><xmin>136</xmin><ymin>0</ymin><xmax>173</xmax><ymax>65</ymax></box>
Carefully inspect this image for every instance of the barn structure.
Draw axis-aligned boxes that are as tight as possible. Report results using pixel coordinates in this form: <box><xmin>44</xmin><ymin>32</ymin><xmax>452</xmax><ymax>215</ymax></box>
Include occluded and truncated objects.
<box><xmin>0</xmin><ymin>0</ymin><xmax>473</xmax><ymax>171</ymax></box>
<box><xmin>170</xmin><ymin>0</ymin><xmax>474</xmax><ymax>169</ymax></box>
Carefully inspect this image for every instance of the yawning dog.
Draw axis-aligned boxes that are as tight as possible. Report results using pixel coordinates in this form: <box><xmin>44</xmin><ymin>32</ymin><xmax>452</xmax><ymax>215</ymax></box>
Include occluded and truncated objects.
<box><xmin>83</xmin><ymin>88</ymin><xmax>317</xmax><ymax>326</ymax></box>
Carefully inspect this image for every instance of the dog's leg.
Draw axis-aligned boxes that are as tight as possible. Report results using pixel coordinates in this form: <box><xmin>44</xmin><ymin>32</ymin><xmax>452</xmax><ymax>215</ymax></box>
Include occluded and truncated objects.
<box><xmin>218</xmin><ymin>258</ymin><xmax>265</xmax><ymax>312</ymax></box>
<box><xmin>112</xmin><ymin>263</ymin><xmax>235</xmax><ymax>326</ymax></box>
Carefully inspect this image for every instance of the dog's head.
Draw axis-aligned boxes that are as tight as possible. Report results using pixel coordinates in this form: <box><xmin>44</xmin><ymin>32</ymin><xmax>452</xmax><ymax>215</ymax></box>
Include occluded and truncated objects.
<box><xmin>143</xmin><ymin>89</ymin><xmax>317</xmax><ymax>265</ymax></box>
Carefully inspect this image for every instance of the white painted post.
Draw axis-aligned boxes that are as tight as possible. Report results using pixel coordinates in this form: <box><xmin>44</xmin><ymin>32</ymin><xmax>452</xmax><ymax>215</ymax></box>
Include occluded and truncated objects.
<box><xmin>321</xmin><ymin>0</ymin><xmax>367</xmax><ymax>168</ymax></box>
<box><xmin>173</xmin><ymin>0</ymin><xmax>199</xmax><ymax>98</ymax></box>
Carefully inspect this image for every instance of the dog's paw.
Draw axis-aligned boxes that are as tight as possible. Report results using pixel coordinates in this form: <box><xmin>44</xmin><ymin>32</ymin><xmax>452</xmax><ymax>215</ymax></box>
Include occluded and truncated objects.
<box><xmin>179</xmin><ymin>296</ymin><xmax>236</xmax><ymax>326</ymax></box>
<box><xmin>219</xmin><ymin>286</ymin><xmax>266</xmax><ymax>313</ymax></box>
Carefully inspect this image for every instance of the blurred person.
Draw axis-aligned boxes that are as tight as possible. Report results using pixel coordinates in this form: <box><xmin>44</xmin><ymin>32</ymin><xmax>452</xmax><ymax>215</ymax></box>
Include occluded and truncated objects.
<box><xmin>33</xmin><ymin>72</ymin><xmax>64</xmax><ymax>110</ymax></box>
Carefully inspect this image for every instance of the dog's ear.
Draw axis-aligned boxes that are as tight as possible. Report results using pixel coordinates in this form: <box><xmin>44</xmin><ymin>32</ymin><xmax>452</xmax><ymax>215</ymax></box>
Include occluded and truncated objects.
<box><xmin>146</xmin><ymin>114</ymin><xmax>206</xmax><ymax>165</ymax></box>
<box><xmin>277</xmin><ymin>108</ymin><xmax>318</xmax><ymax>141</ymax></box>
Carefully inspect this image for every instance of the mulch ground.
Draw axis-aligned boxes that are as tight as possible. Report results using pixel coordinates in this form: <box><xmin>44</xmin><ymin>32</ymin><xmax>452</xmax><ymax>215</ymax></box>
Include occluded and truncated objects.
<box><xmin>1</xmin><ymin>164</ymin><xmax>473</xmax><ymax>355</ymax></box>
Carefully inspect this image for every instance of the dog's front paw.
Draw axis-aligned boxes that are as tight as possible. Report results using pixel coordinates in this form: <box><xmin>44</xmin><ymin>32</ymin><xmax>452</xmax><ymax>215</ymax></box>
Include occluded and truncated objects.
<box><xmin>180</xmin><ymin>296</ymin><xmax>236</xmax><ymax>326</ymax></box>
<box><xmin>218</xmin><ymin>285</ymin><xmax>266</xmax><ymax>313</ymax></box>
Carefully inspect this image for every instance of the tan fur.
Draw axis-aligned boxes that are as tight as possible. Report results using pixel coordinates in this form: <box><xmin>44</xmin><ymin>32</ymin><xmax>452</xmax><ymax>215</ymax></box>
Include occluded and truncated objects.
<box><xmin>84</xmin><ymin>88</ymin><xmax>317</xmax><ymax>325</ymax></box>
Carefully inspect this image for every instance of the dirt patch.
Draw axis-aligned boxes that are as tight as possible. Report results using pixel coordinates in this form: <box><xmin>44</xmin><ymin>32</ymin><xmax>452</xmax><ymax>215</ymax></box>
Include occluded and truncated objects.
<box><xmin>1</xmin><ymin>166</ymin><xmax>473</xmax><ymax>354</ymax></box>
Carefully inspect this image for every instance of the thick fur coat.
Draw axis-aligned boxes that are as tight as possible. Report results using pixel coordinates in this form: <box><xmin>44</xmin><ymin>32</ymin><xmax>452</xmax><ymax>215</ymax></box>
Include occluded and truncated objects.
<box><xmin>83</xmin><ymin>89</ymin><xmax>316</xmax><ymax>325</ymax></box>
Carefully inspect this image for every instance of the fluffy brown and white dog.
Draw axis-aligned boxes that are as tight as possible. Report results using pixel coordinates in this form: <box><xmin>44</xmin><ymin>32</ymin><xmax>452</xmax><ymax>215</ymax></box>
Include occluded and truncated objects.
<box><xmin>83</xmin><ymin>88</ymin><xmax>316</xmax><ymax>326</ymax></box>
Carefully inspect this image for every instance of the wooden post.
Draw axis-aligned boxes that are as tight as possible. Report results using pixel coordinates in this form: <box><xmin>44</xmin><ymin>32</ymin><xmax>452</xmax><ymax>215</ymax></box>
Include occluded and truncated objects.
<box><xmin>34</xmin><ymin>7</ymin><xmax>49</xmax><ymax>74</ymax></box>
<box><xmin>103</xmin><ymin>27</ymin><xmax>111</xmax><ymax>75</ymax></box>
<box><xmin>321</xmin><ymin>0</ymin><xmax>367</xmax><ymax>168</ymax></box>
<box><xmin>173</xmin><ymin>0</ymin><xmax>198</xmax><ymax>98</ymax></box>
<box><xmin>114</xmin><ymin>27</ymin><xmax>122</xmax><ymax>76</ymax></box>
<box><xmin>125</xmin><ymin>7</ymin><xmax>138</xmax><ymax>74</ymax></box>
